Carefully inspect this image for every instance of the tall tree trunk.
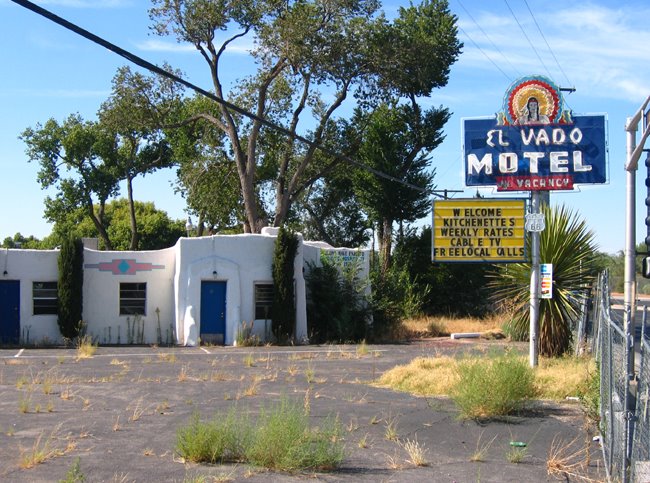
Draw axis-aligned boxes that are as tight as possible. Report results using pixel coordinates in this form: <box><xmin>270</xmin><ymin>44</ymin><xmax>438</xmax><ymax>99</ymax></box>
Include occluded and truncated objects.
<box><xmin>87</xmin><ymin>200</ymin><xmax>112</xmax><ymax>251</ymax></box>
<box><xmin>196</xmin><ymin>212</ymin><xmax>205</xmax><ymax>237</ymax></box>
<box><xmin>379</xmin><ymin>218</ymin><xmax>393</xmax><ymax>274</ymax></box>
<box><xmin>126</xmin><ymin>175</ymin><xmax>138</xmax><ymax>250</ymax></box>
<box><xmin>239</xmin><ymin>158</ymin><xmax>262</xmax><ymax>233</ymax></box>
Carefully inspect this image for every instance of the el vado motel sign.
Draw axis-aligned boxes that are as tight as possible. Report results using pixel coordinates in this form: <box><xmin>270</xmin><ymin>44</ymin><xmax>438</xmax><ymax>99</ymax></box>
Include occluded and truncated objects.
<box><xmin>463</xmin><ymin>75</ymin><xmax>608</xmax><ymax>192</ymax></box>
<box><xmin>432</xmin><ymin>75</ymin><xmax>608</xmax><ymax>264</ymax></box>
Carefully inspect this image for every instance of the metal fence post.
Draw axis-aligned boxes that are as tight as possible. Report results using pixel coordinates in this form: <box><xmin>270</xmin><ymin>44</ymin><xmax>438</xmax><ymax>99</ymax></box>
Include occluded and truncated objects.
<box><xmin>609</xmin><ymin>320</ymin><xmax>615</xmax><ymax>474</ymax></box>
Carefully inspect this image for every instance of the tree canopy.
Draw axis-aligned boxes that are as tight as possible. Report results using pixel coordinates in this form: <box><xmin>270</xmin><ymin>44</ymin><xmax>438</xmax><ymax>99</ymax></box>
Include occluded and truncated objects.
<box><xmin>21</xmin><ymin>67</ymin><xmax>181</xmax><ymax>250</ymax></box>
<box><xmin>351</xmin><ymin>102</ymin><xmax>449</xmax><ymax>270</ymax></box>
<box><xmin>43</xmin><ymin>199</ymin><xmax>185</xmax><ymax>251</ymax></box>
<box><xmin>21</xmin><ymin>114</ymin><xmax>120</xmax><ymax>249</ymax></box>
<box><xmin>149</xmin><ymin>0</ymin><xmax>462</xmax><ymax>233</ymax></box>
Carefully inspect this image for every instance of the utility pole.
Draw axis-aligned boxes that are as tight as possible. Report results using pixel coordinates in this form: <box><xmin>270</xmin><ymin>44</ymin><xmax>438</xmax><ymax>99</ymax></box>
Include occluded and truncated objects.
<box><xmin>624</xmin><ymin>96</ymin><xmax>650</xmax><ymax>377</ymax></box>
<box><xmin>529</xmin><ymin>191</ymin><xmax>541</xmax><ymax>367</ymax></box>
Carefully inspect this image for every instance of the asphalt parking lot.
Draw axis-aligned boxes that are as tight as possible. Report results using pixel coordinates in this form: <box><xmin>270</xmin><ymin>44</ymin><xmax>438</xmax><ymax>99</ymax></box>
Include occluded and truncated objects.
<box><xmin>0</xmin><ymin>339</ymin><xmax>604</xmax><ymax>482</ymax></box>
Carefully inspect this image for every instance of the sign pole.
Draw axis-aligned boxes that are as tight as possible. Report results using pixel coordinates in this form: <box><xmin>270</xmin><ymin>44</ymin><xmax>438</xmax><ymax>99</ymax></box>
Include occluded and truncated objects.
<box><xmin>529</xmin><ymin>191</ymin><xmax>541</xmax><ymax>367</ymax></box>
<box><xmin>623</xmin><ymin>97</ymin><xmax>650</xmax><ymax>380</ymax></box>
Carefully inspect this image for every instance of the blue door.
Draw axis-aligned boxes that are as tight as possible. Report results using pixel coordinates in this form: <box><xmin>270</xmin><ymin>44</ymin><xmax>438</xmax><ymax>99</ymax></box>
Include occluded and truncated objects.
<box><xmin>0</xmin><ymin>281</ymin><xmax>20</xmax><ymax>345</ymax></box>
<box><xmin>200</xmin><ymin>281</ymin><xmax>226</xmax><ymax>345</ymax></box>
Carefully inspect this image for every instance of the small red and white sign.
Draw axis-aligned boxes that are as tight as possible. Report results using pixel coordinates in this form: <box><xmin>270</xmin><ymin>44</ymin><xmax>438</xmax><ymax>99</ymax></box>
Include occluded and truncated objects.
<box><xmin>496</xmin><ymin>175</ymin><xmax>574</xmax><ymax>192</ymax></box>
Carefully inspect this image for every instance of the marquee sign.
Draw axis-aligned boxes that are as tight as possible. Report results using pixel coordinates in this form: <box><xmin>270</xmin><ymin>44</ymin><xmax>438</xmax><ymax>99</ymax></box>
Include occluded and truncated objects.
<box><xmin>431</xmin><ymin>198</ymin><xmax>526</xmax><ymax>263</ymax></box>
<box><xmin>463</xmin><ymin>75</ymin><xmax>608</xmax><ymax>191</ymax></box>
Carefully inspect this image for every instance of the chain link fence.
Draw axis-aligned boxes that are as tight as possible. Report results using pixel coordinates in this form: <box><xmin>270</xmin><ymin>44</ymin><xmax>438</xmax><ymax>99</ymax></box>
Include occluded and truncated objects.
<box><xmin>633</xmin><ymin>308</ymin><xmax>650</xmax><ymax>482</ymax></box>
<box><xmin>590</xmin><ymin>270</ymin><xmax>650</xmax><ymax>482</ymax></box>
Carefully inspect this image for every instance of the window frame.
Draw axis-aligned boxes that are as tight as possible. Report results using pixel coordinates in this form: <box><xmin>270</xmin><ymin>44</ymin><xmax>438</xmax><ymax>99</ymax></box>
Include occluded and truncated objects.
<box><xmin>254</xmin><ymin>283</ymin><xmax>274</xmax><ymax>320</ymax></box>
<box><xmin>32</xmin><ymin>281</ymin><xmax>58</xmax><ymax>316</ymax></box>
<box><xmin>119</xmin><ymin>282</ymin><xmax>147</xmax><ymax>316</ymax></box>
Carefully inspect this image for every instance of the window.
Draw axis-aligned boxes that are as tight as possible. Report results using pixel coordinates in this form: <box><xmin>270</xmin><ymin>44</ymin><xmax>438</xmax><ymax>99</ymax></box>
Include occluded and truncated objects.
<box><xmin>254</xmin><ymin>283</ymin><xmax>273</xmax><ymax>319</ymax></box>
<box><xmin>120</xmin><ymin>282</ymin><xmax>146</xmax><ymax>315</ymax></box>
<box><xmin>33</xmin><ymin>281</ymin><xmax>57</xmax><ymax>315</ymax></box>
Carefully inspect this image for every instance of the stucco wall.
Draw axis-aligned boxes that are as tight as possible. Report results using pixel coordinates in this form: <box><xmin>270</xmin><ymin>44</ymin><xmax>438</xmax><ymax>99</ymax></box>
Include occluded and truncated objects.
<box><xmin>83</xmin><ymin>247</ymin><xmax>176</xmax><ymax>345</ymax></box>
<box><xmin>175</xmin><ymin>233</ymin><xmax>308</xmax><ymax>346</ymax></box>
<box><xmin>0</xmin><ymin>248</ymin><xmax>61</xmax><ymax>345</ymax></box>
<box><xmin>1</xmin><ymin>233</ymin><xmax>363</xmax><ymax>348</ymax></box>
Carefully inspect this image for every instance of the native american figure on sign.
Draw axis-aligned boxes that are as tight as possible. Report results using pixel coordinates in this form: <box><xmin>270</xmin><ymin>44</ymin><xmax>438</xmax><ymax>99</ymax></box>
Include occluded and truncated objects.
<box><xmin>496</xmin><ymin>75</ymin><xmax>573</xmax><ymax>126</ymax></box>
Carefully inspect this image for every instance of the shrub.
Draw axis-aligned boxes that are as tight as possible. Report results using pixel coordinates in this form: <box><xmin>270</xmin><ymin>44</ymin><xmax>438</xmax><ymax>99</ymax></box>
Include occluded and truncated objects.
<box><xmin>272</xmin><ymin>227</ymin><xmax>299</xmax><ymax>342</ymax></box>
<box><xmin>57</xmin><ymin>237</ymin><xmax>84</xmax><ymax>340</ymax></box>
<box><xmin>487</xmin><ymin>205</ymin><xmax>598</xmax><ymax>357</ymax></box>
<box><xmin>370</xmin><ymin>262</ymin><xmax>428</xmax><ymax>341</ymax></box>
<box><xmin>305</xmin><ymin>256</ymin><xmax>371</xmax><ymax>343</ymax></box>
<box><xmin>451</xmin><ymin>352</ymin><xmax>536</xmax><ymax>419</ymax></box>
<box><xmin>392</xmin><ymin>227</ymin><xmax>492</xmax><ymax>317</ymax></box>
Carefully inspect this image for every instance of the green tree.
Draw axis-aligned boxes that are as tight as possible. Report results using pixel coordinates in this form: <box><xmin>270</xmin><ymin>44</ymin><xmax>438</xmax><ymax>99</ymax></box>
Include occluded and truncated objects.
<box><xmin>44</xmin><ymin>199</ymin><xmax>185</xmax><ymax>251</ymax></box>
<box><xmin>1</xmin><ymin>233</ymin><xmax>44</xmax><ymax>249</ymax></box>
<box><xmin>295</xmin><ymin>175</ymin><xmax>371</xmax><ymax>247</ymax></box>
<box><xmin>488</xmin><ymin>204</ymin><xmax>598</xmax><ymax>357</ymax></box>
<box><xmin>21</xmin><ymin>115</ymin><xmax>120</xmax><ymax>249</ymax></box>
<box><xmin>271</xmin><ymin>227</ymin><xmax>299</xmax><ymax>342</ymax></box>
<box><xmin>148</xmin><ymin>0</ymin><xmax>461</xmax><ymax>233</ymax></box>
<box><xmin>98</xmin><ymin>66</ymin><xmax>180</xmax><ymax>249</ymax></box>
<box><xmin>352</xmin><ymin>103</ymin><xmax>448</xmax><ymax>272</ymax></box>
<box><xmin>392</xmin><ymin>226</ymin><xmax>492</xmax><ymax>317</ymax></box>
<box><xmin>57</xmin><ymin>237</ymin><xmax>84</xmax><ymax>340</ymax></box>
<box><xmin>168</xmin><ymin>95</ymin><xmax>245</xmax><ymax>235</ymax></box>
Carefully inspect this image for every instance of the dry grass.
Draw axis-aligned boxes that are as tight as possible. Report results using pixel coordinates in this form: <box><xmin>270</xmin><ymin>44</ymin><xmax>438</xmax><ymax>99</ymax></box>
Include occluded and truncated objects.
<box><xmin>506</xmin><ymin>445</ymin><xmax>528</xmax><ymax>463</ymax></box>
<box><xmin>547</xmin><ymin>436</ymin><xmax>599</xmax><ymax>482</ymax></box>
<box><xmin>75</xmin><ymin>335</ymin><xmax>97</xmax><ymax>359</ymax></box>
<box><xmin>470</xmin><ymin>431</ymin><xmax>498</xmax><ymax>462</ymax></box>
<box><xmin>356</xmin><ymin>340</ymin><xmax>369</xmax><ymax>357</ymax></box>
<box><xmin>128</xmin><ymin>397</ymin><xmax>153</xmax><ymax>422</ymax></box>
<box><xmin>18</xmin><ymin>424</ymin><xmax>66</xmax><ymax>469</ymax></box>
<box><xmin>534</xmin><ymin>356</ymin><xmax>595</xmax><ymax>401</ymax></box>
<box><xmin>384</xmin><ymin>413</ymin><xmax>400</xmax><ymax>441</ymax></box>
<box><xmin>402</xmin><ymin>438</ymin><xmax>429</xmax><ymax>466</ymax></box>
<box><xmin>375</xmin><ymin>356</ymin><xmax>459</xmax><ymax>396</ymax></box>
<box><xmin>358</xmin><ymin>433</ymin><xmax>370</xmax><ymax>448</ymax></box>
<box><xmin>239</xmin><ymin>376</ymin><xmax>260</xmax><ymax>398</ymax></box>
<box><xmin>377</xmin><ymin>354</ymin><xmax>594</xmax><ymax>402</ymax></box>
<box><xmin>157</xmin><ymin>352</ymin><xmax>177</xmax><ymax>363</ymax></box>
<box><xmin>402</xmin><ymin>314</ymin><xmax>505</xmax><ymax>338</ymax></box>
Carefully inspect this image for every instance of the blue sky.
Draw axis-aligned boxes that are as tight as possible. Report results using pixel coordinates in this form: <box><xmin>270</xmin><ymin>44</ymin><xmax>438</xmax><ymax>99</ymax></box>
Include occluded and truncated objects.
<box><xmin>1</xmin><ymin>0</ymin><xmax>650</xmax><ymax>254</ymax></box>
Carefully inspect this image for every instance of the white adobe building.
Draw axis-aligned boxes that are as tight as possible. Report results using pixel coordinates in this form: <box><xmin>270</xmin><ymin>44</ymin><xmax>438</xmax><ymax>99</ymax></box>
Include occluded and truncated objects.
<box><xmin>0</xmin><ymin>228</ymin><xmax>369</xmax><ymax>346</ymax></box>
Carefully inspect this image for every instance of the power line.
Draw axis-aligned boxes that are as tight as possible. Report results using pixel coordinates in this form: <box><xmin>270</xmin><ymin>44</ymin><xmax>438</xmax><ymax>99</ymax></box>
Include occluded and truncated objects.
<box><xmin>523</xmin><ymin>0</ymin><xmax>572</xmax><ymax>87</ymax></box>
<box><xmin>455</xmin><ymin>0</ymin><xmax>521</xmax><ymax>79</ymax></box>
<box><xmin>457</xmin><ymin>24</ymin><xmax>512</xmax><ymax>82</ymax></box>
<box><xmin>10</xmin><ymin>0</ymin><xmax>429</xmax><ymax>194</ymax></box>
<box><xmin>503</xmin><ymin>0</ymin><xmax>553</xmax><ymax>80</ymax></box>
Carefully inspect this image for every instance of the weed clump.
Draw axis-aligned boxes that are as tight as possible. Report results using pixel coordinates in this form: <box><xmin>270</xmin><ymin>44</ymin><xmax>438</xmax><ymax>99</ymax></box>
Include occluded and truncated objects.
<box><xmin>451</xmin><ymin>352</ymin><xmax>536</xmax><ymax>419</ymax></box>
<box><xmin>75</xmin><ymin>335</ymin><xmax>97</xmax><ymax>359</ymax></box>
<box><xmin>176</xmin><ymin>409</ymin><xmax>251</xmax><ymax>464</ymax></box>
<box><xmin>175</xmin><ymin>398</ymin><xmax>344</xmax><ymax>472</ymax></box>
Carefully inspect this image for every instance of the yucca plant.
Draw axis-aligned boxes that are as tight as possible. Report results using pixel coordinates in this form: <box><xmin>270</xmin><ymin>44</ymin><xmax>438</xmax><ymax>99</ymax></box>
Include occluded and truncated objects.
<box><xmin>488</xmin><ymin>204</ymin><xmax>597</xmax><ymax>357</ymax></box>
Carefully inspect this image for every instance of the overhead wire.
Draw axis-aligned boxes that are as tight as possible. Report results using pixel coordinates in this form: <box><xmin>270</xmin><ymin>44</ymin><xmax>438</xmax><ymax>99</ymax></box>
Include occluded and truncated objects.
<box><xmin>522</xmin><ymin>0</ymin><xmax>573</xmax><ymax>88</ymax></box>
<box><xmin>457</xmin><ymin>23</ymin><xmax>512</xmax><ymax>82</ymax></box>
<box><xmin>10</xmin><ymin>0</ymin><xmax>429</xmax><ymax>194</ymax></box>
<box><xmin>503</xmin><ymin>0</ymin><xmax>553</xmax><ymax>80</ymax></box>
<box><xmin>455</xmin><ymin>0</ymin><xmax>521</xmax><ymax>79</ymax></box>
